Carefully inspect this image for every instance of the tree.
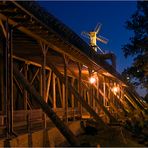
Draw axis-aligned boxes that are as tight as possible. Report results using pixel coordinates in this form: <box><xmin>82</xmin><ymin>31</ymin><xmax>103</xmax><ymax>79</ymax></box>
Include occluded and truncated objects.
<box><xmin>122</xmin><ymin>1</ymin><xmax>148</xmax><ymax>98</ymax></box>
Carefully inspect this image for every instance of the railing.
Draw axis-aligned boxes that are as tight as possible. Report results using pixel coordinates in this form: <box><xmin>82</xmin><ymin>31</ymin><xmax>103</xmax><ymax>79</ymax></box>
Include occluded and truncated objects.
<box><xmin>0</xmin><ymin>108</ymin><xmax>91</xmax><ymax>138</ymax></box>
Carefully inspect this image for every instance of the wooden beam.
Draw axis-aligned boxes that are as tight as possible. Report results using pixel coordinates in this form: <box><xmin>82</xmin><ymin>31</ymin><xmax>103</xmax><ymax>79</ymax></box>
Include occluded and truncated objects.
<box><xmin>0</xmin><ymin>19</ymin><xmax>6</xmax><ymax>38</ymax></box>
<box><xmin>57</xmin><ymin>77</ymin><xmax>63</xmax><ymax>107</ymax></box>
<box><xmin>71</xmin><ymin>77</ymin><xmax>75</xmax><ymax>120</ymax></box>
<box><xmin>53</xmin><ymin>73</ymin><xmax>56</xmax><ymax>111</ymax></box>
<box><xmin>45</xmin><ymin>70</ymin><xmax>52</xmax><ymax>102</ymax></box>
<box><xmin>30</xmin><ymin>68</ymin><xmax>39</xmax><ymax>85</ymax></box>
<box><xmin>63</xmin><ymin>55</ymin><xmax>68</xmax><ymax>122</ymax></box>
<box><xmin>77</xmin><ymin>63</ymin><xmax>82</xmax><ymax>118</ymax></box>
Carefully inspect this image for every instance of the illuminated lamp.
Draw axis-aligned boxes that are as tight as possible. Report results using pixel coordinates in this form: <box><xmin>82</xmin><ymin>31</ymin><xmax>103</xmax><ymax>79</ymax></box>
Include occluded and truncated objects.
<box><xmin>112</xmin><ymin>86</ymin><xmax>119</xmax><ymax>93</ymax></box>
<box><xmin>89</xmin><ymin>77</ymin><xmax>96</xmax><ymax>84</ymax></box>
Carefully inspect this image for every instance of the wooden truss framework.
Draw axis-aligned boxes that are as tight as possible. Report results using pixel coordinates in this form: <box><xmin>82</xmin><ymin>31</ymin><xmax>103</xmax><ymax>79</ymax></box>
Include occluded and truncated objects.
<box><xmin>0</xmin><ymin>1</ymin><xmax>147</xmax><ymax>146</ymax></box>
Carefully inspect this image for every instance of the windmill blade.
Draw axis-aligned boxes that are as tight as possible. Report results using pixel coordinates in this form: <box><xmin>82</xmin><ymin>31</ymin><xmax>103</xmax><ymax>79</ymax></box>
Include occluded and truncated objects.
<box><xmin>81</xmin><ymin>31</ymin><xmax>90</xmax><ymax>39</ymax></box>
<box><xmin>94</xmin><ymin>23</ymin><xmax>102</xmax><ymax>34</ymax></box>
<box><xmin>97</xmin><ymin>46</ymin><xmax>105</xmax><ymax>54</ymax></box>
<box><xmin>96</xmin><ymin>35</ymin><xmax>108</xmax><ymax>44</ymax></box>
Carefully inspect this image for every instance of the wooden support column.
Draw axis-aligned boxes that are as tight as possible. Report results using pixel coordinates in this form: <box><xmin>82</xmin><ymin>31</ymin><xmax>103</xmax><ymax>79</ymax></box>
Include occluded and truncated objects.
<box><xmin>103</xmin><ymin>76</ymin><xmax>106</xmax><ymax>107</ymax></box>
<box><xmin>23</xmin><ymin>64</ymin><xmax>32</xmax><ymax>144</ymax></box>
<box><xmin>0</xmin><ymin>55</ymin><xmax>3</xmax><ymax>112</ymax></box>
<box><xmin>40</xmin><ymin>68</ymin><xmax>43</xmax><ymax>97</ymax></box>
<box><xmin>13</xmin><ymin>64</ymin><xmax>80</xmax><ymax>146</ymax></box>
<box><xmin>63</xmin><ymin>55</ymin><xmax>69</xmax><ymax>123</ymax></box>
<box><xmin>53</xmin><ymin>73</ymin><xmax>56</xmax><ymax>111</ymax></box>
<box><xmin>57</xmin><ymin>77</ymin><xmax>63</xmax><ymax>107</ymax></box>
<box><xmin>9</xmin><ymin>26</ymin><xmax>14</xmax><ymax>134</ymax></box>
<box><xmin>83</xmin><ymin>89</ymin><xmax>86</xmax><ymax>115</ymax></box>
<box><xmin>3</xmin><ymin>19</ymin><xmax>9</xmax><ymax>137</ymax></box>
<box><xmin>40</xmin><ymin>42</ymin><xmax>48</xmax><ymax>128</ymax></box>
<box><xmin>87</xmin><ymin>90</ymin><xmax>90</xmax><ymax>106</ymax></box>
<box><xmin>40</xmin><ymin>42</ymin><xmax>48</xmax><ymax>101</ymax></box>
<box><xmin>108</xmin><ymin>82</ymin><xmax>111</xmax><ymax>112</ymax></box>
<box><xmin>71</xmin><ymin>78</ymin><xmax>75</xmax><ymax>120</ymax></box>
<box><xmin>96</xmin><ymin>74</ymin><xmax>99</xmax><ymax>100</ymax></box>
<box><xmin>45</xmin><ymin>70</ymin><xmax>52</xmax><ymax>102</ymax></box>
<box><xmin>2</xmin><ymin>19</ymin><xmax>14</xmax><ymax>137</ymax></box>
<box><xmin>62</xmin><ymin>84</ymin><xmax>65</xmax><ymax>112</ymax></box>
<box><xmin>92</xmin><ymin>87</ymin><xmax>96</xmax><ymax>110</ymax></box>
<box><xmin>0</xmin><ymin>20</ymin><xmax>5</xmax><ymax>115</ymax></box>
<box><xmin>77</xmin><ymin>63</ymin><xmax>82</xmax><ymax>118</ymax></box>
<box><xmin>88</xmin><ymin>69</ymin><xmax>92</xmax><ymax>107</ymax></box>
<box><xmin>96</xmin><ymin>74</ymin><xmax>100</xmax><ymax>114</ymax></box>
<box><xmin>24</xmin><ymin>64</ymin><xmax>28</xmax><ymax>110</ymax></box>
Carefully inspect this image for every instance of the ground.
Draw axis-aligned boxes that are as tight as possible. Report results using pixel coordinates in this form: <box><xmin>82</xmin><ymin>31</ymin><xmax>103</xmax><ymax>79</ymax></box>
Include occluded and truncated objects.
<box><xmin>78</xmin><ymin>126</ymin><xmax>145</xmax><ymax>147</ymax></box>
<box><xmin>61</xmin><ymin>119</ymin><xmax>148</xmax><ymax>147</ymax></box>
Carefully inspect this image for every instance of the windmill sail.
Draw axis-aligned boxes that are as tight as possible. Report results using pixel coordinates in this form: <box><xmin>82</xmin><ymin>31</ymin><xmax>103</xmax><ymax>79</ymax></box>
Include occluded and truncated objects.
<box><xmin>94</xmin><ymin>23</ymin><xmax>102</xmax><ymax>34</ymax></box>
<box><xmin>81</xmin><ymin>31</ymin><xmax>90</xmax><ymax>39</ymax></box>
<box><xmin>97</xmin><ymin>36</ymin><xmax>108</xmax><ymax>44</ymax></box>
<box><xmin>81</xmin><ymin>23</ymin><xmax>108</xmax><ymax>53</ymax></box>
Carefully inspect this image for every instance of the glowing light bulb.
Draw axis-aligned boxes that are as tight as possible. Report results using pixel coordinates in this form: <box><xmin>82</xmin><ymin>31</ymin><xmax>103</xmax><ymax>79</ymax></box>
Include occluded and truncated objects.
<box><xmin>89</xmin><ymin>77</ymin><xmax>96</xmax><ymax>84</ymax></box>
<box><xmin>112</xmin><ymin>87</ymin><xmax>118</xmax><ymax>93</ymax></box>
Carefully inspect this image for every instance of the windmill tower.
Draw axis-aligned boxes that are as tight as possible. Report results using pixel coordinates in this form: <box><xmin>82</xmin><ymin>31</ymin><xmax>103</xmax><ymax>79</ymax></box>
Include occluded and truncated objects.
<box><xmin>81</xmin><ymin>23</ymin><xmax>108</xmax><ymax>53</ymax></box>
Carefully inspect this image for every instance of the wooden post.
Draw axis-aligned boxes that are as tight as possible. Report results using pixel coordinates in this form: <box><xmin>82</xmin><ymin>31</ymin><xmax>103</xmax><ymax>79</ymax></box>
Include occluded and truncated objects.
<box><xmin>62</xmin><ymin>84</ymin><xmax>65</xmax><ymax>110</ymax></box>
<box><xmin>24</xmin><ymin>64</ymin><xmax>28</xmax><ymax>110</ymax></box>
<box><xmin>0</xmin><ymin>55</ymin><xmax>3</xmax><ymax>112</ymax></box>
<box><xmin>77</xmin><ymin>63</ymin><xmax>82</xmax><ymax>118</ymax></box>
<box><xmin>71</xmin><ymin>78</ymin><xmax>75</xmax><ymax>120</ymax></box>
<box><xmin>45</xmin><ymin>70</ymin><xmax>52</xmax><ymax>102</ymax></box>
<box><xmin>9</xmin><ymin>27</ymin><xmax>14</xmax><ymax>134</ymax></box>
<box><xmin>63</xmin><ymin>55</ymin><xmax>69</xmax><ymax>123</ymax></box>
<box><xmin>88</xmin><ymin>69</ymin><xmax>92</xmax><ymax>107</ymax></box>
<box><xmin>2</xmin><ymin>19</ymin><xmax>12</xmax><ymax>137</ymax></box>
<box><xmin>103</xmin><ymin>76</ymin><xmax>106</xmax><ymax>107</ymax></box>
<box><xmin>0</xmin><ymin>20</ymin><xmax>5</xmax><ymax>127</ymax></box>
<box><xmin>57</xmin><ymin>77</ymin><xmax>63</xmax><ymax>107</ymax></box>
<box><xmin>53</xmin><ymin>73</ymin><xmax>56</xmax><ymax>111</ymax></box>
<box><xmin>40</xmin><ymin>42</ymin><xmax>48</xmax><ymax>129</ymax></box>
<box><xmin>24</xmin><ymin>63</ymin><xmax>28</xmax><ymax>131</ymax></box>
<box><xmin>92</xmin><ymin>87</ymin><xmax>96</xmax><ymax>110</ymax></box>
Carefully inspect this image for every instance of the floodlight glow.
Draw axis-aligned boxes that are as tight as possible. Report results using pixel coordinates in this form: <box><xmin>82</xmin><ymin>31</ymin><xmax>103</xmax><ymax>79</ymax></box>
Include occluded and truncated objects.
<box><xmin>112</xmin><ymin>86</ymin><xmax>119</xmax><ymax>93</ymax></box>
<box><xmin>89</xmin><ymin>77</ymin><xmax>96</xmax><ymax>84</ymax></box>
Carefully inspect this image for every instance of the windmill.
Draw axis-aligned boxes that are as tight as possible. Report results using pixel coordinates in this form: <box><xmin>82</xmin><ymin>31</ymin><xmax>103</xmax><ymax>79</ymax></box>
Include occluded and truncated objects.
<box><xmin>81</xmin><ymin>23</ymin><xmax>108</xmax><ymax>53</ymax></box>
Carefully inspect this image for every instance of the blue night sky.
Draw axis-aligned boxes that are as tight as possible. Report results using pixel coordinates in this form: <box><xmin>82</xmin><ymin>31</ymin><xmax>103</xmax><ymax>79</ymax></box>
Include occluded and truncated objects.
<box><xmin>38</xmin><ymin>1</ymin><xmax>136</xmax><ymax>73</ymax></box>
<box><xmin>38</xmin><ymin>1</ymin><xmax>146</xmax><ymax>96</ymax></box>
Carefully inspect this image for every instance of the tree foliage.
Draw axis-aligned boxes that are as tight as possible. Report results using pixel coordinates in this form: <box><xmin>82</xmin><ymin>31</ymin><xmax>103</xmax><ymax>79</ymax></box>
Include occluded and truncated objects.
<box><xmin>122</xmin><ymin>1</ymin><xmax>148</xmax><ymax>92</ymax></box>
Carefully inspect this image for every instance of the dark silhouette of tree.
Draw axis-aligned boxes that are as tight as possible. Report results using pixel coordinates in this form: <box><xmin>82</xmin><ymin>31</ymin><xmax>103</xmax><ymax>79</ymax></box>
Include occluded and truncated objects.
<box><xmin>122</xmin><ymin>1</ymin><xmax>148</xmax><ymax>100</ymax></box>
